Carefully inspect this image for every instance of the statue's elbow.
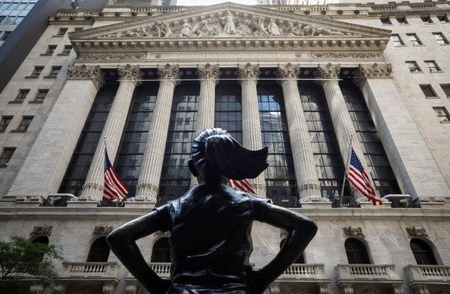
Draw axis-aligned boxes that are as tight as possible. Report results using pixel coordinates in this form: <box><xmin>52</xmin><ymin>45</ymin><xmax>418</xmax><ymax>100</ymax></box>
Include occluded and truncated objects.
<box><xmin>305</xmin><ymin>220</ymin><xmax>318</xmax><ymax>239</ymax></box>
<box><xmin>106</xmin><ymin>227</ymin><xmax>127</xmax><ymax>249</ymax></box>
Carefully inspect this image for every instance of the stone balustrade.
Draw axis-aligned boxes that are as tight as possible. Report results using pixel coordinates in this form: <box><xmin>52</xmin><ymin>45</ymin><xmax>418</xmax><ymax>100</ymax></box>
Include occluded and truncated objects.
<box><xmin>62</xmin><ymin>262</ymin><xmax>118</xmax><ymax>277</ymax></box>
<box><xmin>149</xmin><ymin>262</ymin><xmax>171</xmax><ymax>277</ymax></box>
<box><xmin>405</xmin><ymin>264</ymin><xmax>450</xmax><ymax>283</ymax></box>
<box><xmin>336</xmin><ymin>264</ymin><xmax>401</xmax><ymax>281</ymax></box>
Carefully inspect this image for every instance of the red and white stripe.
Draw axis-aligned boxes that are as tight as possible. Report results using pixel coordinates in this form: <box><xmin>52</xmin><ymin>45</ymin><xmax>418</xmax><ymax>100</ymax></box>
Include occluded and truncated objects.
<box><xmin>229</xmin><ymin>178</ymin><xmax>256</xmax><ymax>194</ymax></box>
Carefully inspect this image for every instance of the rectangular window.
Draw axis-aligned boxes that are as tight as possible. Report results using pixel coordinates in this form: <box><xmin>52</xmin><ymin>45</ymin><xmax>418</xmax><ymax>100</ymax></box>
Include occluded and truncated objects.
<box><xmin>440</xmin><ymin>84</ymin><xmax>450</xmax><ymax>98</ymax></box>
<box><xmin>60</xmin><ymin>45</ymin><xmax>72</xmax><ymax>55</ymax></box>
<box><xmin>0</xmin><ymin>31</ymin><xmax>11</xmax><ymax>41</ymax></box>
<box><xmin>390</xmin><ymin>34</ymin><xmax>404</xmax><ymax>47</ymax></box>
<box><xmin>0</xmin><ymin>148</ymin><xmax>15</xmax><ymax>167</ymax></box>
<box><xmin>437</xmin><ymin>15</ymin><xmax>449</xmax><ymax>23</ymax></box>
<box><xmin>424</xmin><ymin>60</ymin><xmax>441</xmax><ymax>73</ymax></box>
<box><xmin>405</xmin><ymin>61</ymin><xmax>421</xmax><ymax>72</ymax></box>
<box><xmin>32</xmin><ymin>89</ymin><xmax>48</xmax><ymax>103</ymax></box>
<box><xmin>56</xmin><ymin>27</ymin><xmax>67</xmax><ymax>36</ymax></box>
<box><xmin>0</xmin><ymin>116</ymin><xmax>13</xmax><ymax>133</ymax></box>
<box><xmin>432</xmin><ymin>32</ymin><xmax>449</xmax><ymax>45</ymax></box>
<box><xmin>421</xmin><ymin>15</ymin><xmax>433</xmax><ymax>23</ymax></box>
<box><xmin>11</xmin><ymin>89</ymin><xmax>29</xmax><ymax>103</ymax></box>
<box><xmin>420</xmin><ymin>84</ymin><xmax>438</xmax><ymax>98</ymax></box>
<box><xmin>380</xmin><ymin>17</ymin><xmax>392</xmax><ymax>25</ymax></box>
<box><xmin>406</xmin><ymin>33</ymin><xmax>422</xmax><ymax>46</ymax></box>
<box><xmin>396</xmin><ymin>16</ymin><xmax>408</xmax><ymax>25</ymax></box>
<box><xmin>433</xmin><ymin>107</ymin><xmax>450</xmax><ymax>123</ymax></box>
<box><xmin>43</xmin><ymin>45</ymin><xmax>57</xmax><ymax>55</ymax></box>
<box><xmin>74</xmin><ymin>27</ymin><xmax>83</xmax><ymax>32</ymax></box>
<box><xmin>14</xmin><ymin>116</ymin><xmax>33</xmax><ymax>132</ymax></box>
<box><xmin>30</xmin><ymin>66</ymin><xmax>44</xmax><ymax>77</ymax></box>
<box><xmin>47</xmin><ymin>66</ymin><xmax>61</xmax><ymax>78</ymax></box>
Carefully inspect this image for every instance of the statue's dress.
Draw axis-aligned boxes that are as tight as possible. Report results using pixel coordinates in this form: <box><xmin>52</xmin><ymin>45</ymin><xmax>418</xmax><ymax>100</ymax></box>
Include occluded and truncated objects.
<box><xmin>156</xmin><ymin>184</ymin><xmax>269</xmax><ymax>294</ymax></box>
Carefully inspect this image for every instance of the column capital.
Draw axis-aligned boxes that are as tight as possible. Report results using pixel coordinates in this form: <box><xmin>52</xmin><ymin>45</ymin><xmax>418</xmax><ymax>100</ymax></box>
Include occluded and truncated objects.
<box><xmin>118</xmin><ymin>64</ymin><xmax>142</xmax><ymax>86</ymax></box>
<box><xmin>157</xmin><ymin>63</ymin><xmax>180</xmax><ymax>81</ymax></box>
<box><xmin>237</xmin><ymin>63</ymin><xmax>260</xmax><ymax>80</ymax></box>
<box><xmin>67</xmin><ymin>64</ymin><xmax>104</xmax><ymax>89</ymax></box>
<box><xmin>276</xmin><ymin>63</ymin><xmax>300</xmax><ymax>80</ymax></box>
<box><xmin>356</xmin><ymin>63</ymin><xmax>392</xmax><ymax>79</ymax></box>
<box><xmin>197</xmin><ymin>63</ymin><xmax>220</xmax><ymax>82</ymax></box>
<box><xmin>315</xmin><ymin>63</ymin><xmax>341</xmax><ymax>80</ymax></box>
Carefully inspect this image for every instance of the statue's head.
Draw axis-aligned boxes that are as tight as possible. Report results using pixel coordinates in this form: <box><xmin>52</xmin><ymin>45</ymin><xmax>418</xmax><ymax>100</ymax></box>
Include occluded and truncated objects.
<box><xmin>189</xmin><ymin>128</ymin><xmax>268</xmax><ymax>185</ymax></box>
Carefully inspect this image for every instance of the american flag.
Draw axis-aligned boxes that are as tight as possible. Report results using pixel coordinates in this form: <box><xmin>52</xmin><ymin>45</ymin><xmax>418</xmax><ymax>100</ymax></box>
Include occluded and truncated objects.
<box><xmin>348</xmin><ymin>149</ymin><xmax>383</xmax><ymax>205</ymax></box>
<box><xmin>229</xmin><ymin>178</ymin><xmax>256</xmax><ymax>194</ymax></box>
<box><xmin>103</xmin><ymin>147</ymin><xmax>128</xmax><ymax>202</ymax></box>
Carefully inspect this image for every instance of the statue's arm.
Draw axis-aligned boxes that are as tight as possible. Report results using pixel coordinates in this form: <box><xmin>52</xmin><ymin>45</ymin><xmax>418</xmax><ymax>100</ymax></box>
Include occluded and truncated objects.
<box><xmin>106</xmin><ymin>209</ymin><xmax>171</xmax><ymax>294</ymax></box>
<box><xmin>248</xmin><ymin>203</ymin><xmax>318</xmax><ymax>294</ymax></box>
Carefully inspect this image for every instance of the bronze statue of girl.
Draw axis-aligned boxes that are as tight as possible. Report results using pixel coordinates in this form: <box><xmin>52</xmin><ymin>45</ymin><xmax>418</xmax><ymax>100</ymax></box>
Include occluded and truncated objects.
<box><xmin>107</xmin><ymin>128</ymin><xmax>317</xmax><ymax>294</ymax></box>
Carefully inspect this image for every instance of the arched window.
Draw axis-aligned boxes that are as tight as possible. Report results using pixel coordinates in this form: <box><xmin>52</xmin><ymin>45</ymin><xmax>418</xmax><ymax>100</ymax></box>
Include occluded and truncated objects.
<box><xmin>151</xmin><ymin>237</ymin><xmax>171</xmax><ymax>262</ymax></box>
<box><xmin>87</xmin><ymin>237</ymin><xmax>110</xmax><ymax>262</ymax></box>
<box><xmin>280</xmin><ymin>238</ymin><xmax>304</xmax><ymax>264</ymax></box>
<box><xmin>345</xmin><ymin>238</ymin><xmax>370</xmax><ymax>264</ymax></box>
<box><xmin>410</xmin><ymin>238</ymin><xmax>438</xmax><ymax>265</ymax></box>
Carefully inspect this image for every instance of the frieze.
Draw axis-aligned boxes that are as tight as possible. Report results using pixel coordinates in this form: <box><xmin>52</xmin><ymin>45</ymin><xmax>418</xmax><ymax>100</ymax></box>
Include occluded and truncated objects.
<box><xmin>276</xmin><ymin>63</ymin><xmax>300</xmax><ymax>80</ymax></box>
<box><xmin>406</xmin><ymin>226</ymin><xmax>429</xmax><ymax>238</ymax></box>
<box><xmin>197</xmin><ymin>63</ymin><xmax>220</xmax><ymax>80</ymax></box>
<box><xmin>78</xmin><ymin>53</ymin><xmax>146</xmax><ymax>62</ymax></box>
<box><xmin>357</xmin><ymin>63</ymin><xmax>392</xmax><ymax>79</ymax></box>
<box><xmin>237</xmin><ymin>63</ymin><xmax>260</xmax><ymax>79</ymax></box>
<box><xmin>67</xmin><ymin>64</ymin><xmax>104</xmax><ymax>89</ymax></box>
<box><xmin>93</xmin><ymin>225</ymin><xmax>113</xmax><ymax>237</ymax></box>
<box><xmin>343</xmin><ymin>226</ymin><xmax>365</xmax><ymax>239</ymax></box>
<box><xmin>30</xmin><ymin>225</ymin><xmax>53</xmax><ymax>238</ymax></box>
<box><xmin>311</xmin><ymin>52</ymin><xmax>383</xmax><ymax>59</ymax></box>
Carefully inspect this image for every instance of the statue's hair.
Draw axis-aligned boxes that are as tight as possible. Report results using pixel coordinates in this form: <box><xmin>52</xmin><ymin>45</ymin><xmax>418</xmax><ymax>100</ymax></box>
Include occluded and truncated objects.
<box><xmin>192</xmin><ymin>128</ymin><xmax>268</xmax><ymax>180</ymax></box>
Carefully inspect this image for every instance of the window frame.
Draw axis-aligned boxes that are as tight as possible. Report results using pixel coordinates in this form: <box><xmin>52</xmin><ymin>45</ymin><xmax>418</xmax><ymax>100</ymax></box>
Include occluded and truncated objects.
<box><xmin>0</xmin><ymin>147</ymin><xmax>16</xmax><ymax>167</ymax></box>
<box><xmin>419</xmin><ymin>84</ymin><xmax>438</xmax><ymax>98</ymax></box>
<box><xmin>405</xmin><ymin>61</ymin><xmax>422</xmax><ymax>73</ymax></box>
<box><xmin>390</xmin><ymin>34</ymin><xmax>405</xmax><ymax>47</ymax></box>
<box><xmin>406</xmin><ymin>33</ymin><xmax>422</xmax><ymax>46</ymax></box>
<box><xmin>13</xmin><ymin>116</ymin><xmax>33</xmax><ymax>132</ymax></box>
<box><xmin>424</xmin><ymin>60</ymin><xmax>441</xmax><ymax>73</ymax></box>
<box><xmin>432</xmin><ymin>32</ymin><xmax>449</xmax><ymax>45</ymax></box>
<box><xmin>10</xmin><ymin>89</ymin><xmax>29</xmax><ymax>103</ymax></box>
<box><xmin>0</xmin><ymin>116</ymin><xmax>13</xmax><ymax>133</ymax></box>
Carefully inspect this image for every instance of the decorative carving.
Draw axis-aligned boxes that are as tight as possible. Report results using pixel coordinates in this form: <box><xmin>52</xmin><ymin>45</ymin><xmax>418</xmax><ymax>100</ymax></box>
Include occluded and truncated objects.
<box><xmin>221</xmin><ymin>11</ymin><xmax>237</xmax><ymax>35</ymax></box>
<box><xmin>276</xmin><ymin>63</ymin><xmax>300</xmax><ymax>80</ymax></box>
<box><xmin>315</xmin><ymin>63</ymin><xmax>340</xmax><ymax>79</ymax></box>
<box><xmin>78</xmin><ymin>53</ymin><xmax>146</xmax><ymax>62</ymax></box>
<box><xmin>102</xmin><ymin>283</ymin><xmax>116</xmax><ymax>294</ymax></box>
<box><xmin>67</xmin><ymin>64</ymin><xmax>104</xmax><ymax>89</ymax></box>
<box><xmin>197</xmin><ymin>63</ymin><xmax>219</xmax><ymax>81</ymax></box>
<box><xmin>319</xmin><ymin>283</ymin><xmax>330</xmax><ymax>294</ymax></box>
<box><xmin>29</xmin><ymin>284</ymin><xmax>45</xmax><ymax>294</ymax></box>
<box><xmin>125</xmin><ymin>284</ymin><xmax>138</xmax><ymax>294</ymax></box>
<box><xmin>157</xmin><ymin>63</ymin><xmax>180</xmax><ymax>80</ymax></box>
<box><xmin>406</xmin><ymin>226</ymin><xmax>429</xmax><ymax>238</ymax></box>
<box><xmin>357</xmin><ymin>63</ymin><xmax>392</xmax><ymax>79</ymax></box>
<box><xmin>30</xmin><ymin>225</ymin><xmax>53</xmax><ymax>238</ymax></box>
<box><xmin>118</xmin><ymin>64</ymin><xmax>142</xmax><ymax>85</ymax></box>
<box><xmin>267</xmin><ymin>18</ymin><xmax>281</xmax><ymax>36</ymax></box>
<box><xmin>93</xmin><ymin>225</ymin><xmax>113</xmax><ymax>237</ymax></box>
<box><xmin>343</xmin><ymin>226</ymin><xmax>365</xmax><ymax>239</ymax></box>
<box><xmin>312</xmin><ymin>52</ymin><xmax>382</xmax><ymax>59</ymax></box>
<box><xmin>237</xmin><ymin>63</ymin><xmax>260</xmax><ymax>79</ymax></box>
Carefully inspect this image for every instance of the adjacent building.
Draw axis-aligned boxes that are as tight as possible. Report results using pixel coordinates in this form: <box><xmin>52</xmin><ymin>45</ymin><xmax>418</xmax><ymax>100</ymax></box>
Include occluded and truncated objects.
<box><xmin>0</xmin><ymin>1</ymin><xmax>449</xmax><ymax>293</ymax></box>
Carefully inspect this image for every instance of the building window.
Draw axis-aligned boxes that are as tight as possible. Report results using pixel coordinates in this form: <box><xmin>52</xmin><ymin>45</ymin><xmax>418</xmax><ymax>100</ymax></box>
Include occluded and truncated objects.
<box><xmin>32</xmin><ymin>89</ymin><xmax>49</xmax><ymax>103</ymax></box>
<box><xmin>14</xmin><ymin>116</ymin><xmax>33</xmax><ymax>132</ymax></box>
<box><xmin>258</xmin><ymin>81</ymin><xmax>298</xmax><ymax>208</ymax></box>
<box><xmin>432</xmin><ymin>32</ymin><xmax>449</xmax><ymax>45</ymax></box>
<box><xmin>29</xmin><ymin>66</ymin><xmax>44</xmax><ymax>78</ymax></box>
<box><xmin>59</xmin><ymin>82</ymin><xmax>117</xmax><ymax>195</ymax></box>
<box><xmin>11</xmin><ymin>89</ymin><xmax>29</xmax><ymax>103</ymax></box>
<box><xmin>440</xmin><ymin>84</ymin><xmax>450</xmax><ymax>98</ymax></box>
<box><xmin>390</xmin><ymin>34</ymin><xmax>404</xmax><ymax>47</ymax></box>
<box><xmin>115</xmin><ymin>82</ymin><xmax>158</xmax><ymax>197</ymax></box>
<box><xmin>380</xmin><ymin>17</ymin><xmax>391</xmax><ymax>25</ymax></box>
<box><xmin>0</xmin><ymin>147</ymin><xmax>15</xmax><ymax>167</ymax></box>
<box><xmin>424</xmin><ymin>60</ymin><xmax>441</xmax><ymax>73</ymax></box>
<box><xmin>60</xmin><ymin>45</ymin><xmax>72</xmax><ymax>55</ymax></box>
<box><xmin>0</xmin><ymin>116</ymin><xmax>13</xmax><ymax>133</ymax></box>
<box><xmin>56</xmin><ymin>27</ymin><xmax>67</xmax><ymax>36</ymax></box>
<box><xmin>410</xmin><ymin>239</ymin><xmax>438</xmax><ymax>265</ymax></box>
<box><xmin>0</xmin><ymin>31</ymin><xmax>11</xmax><ymax>41</ymax></box>
<box><xmin>158</xmin><ymin>81</ymin><xmax>199</xmax><ymax>206</ymax></box>
<box><xmin>86</xmin><ymin>237</ymin><xmax>110</xmax><ymax>262</ymax></box>
<box><xmin>47</xmin><ymin>66</ymin><xmax>61</xmax><ymax>78</ymax></box>
<box><xmin>433</xmin><ymin>107</ymin><xmax>450</xmax><ymax>123</ymax></box>
<box><xmin>74</xmin><ymin>27</ymin><xmax>83</xmax><ymax>32</ymax></box>
<box><xmin>345</xmin><ymin>238</ymin><xmax>371</xmax><ymax>264</ymax></box>
<box><xmin>405</xmin><ymin>61</ymin><xmax>421</xmax><ymax>73</ymax></box>
<box><xmin>215</xmin><ymin>80</ymin><xmax>242</xmax><ymax>143</ymax></box>
<box><xmin>420</xmin><ymin>85</ymin><xmax>438</xmax><ymax>98</ymax></box>
<box><xmin>43</xmin><ymin>45</ymin><xmax>57</xmax><ymax>55</ymax></box>
<box><xmin>151</xmin><ymin>237</ymin><xmax>171</xmax><ymax>262</ymax></box>
<box><xmin>396</xmin><ymin>16</ymin><xmax>408</xmax><ymax>25</ymax></box>
<box><xmin>421</xmin><ymin>15</ymin><xmax>433</xmax><ymax>24</ymax></box>
<box><xmin>437</xmin><ymin>15</ymin><xmax>449</xmax><ymax>23</ymax></box>
<box><xmin>406</xmin><ymin>33</ymin><xmax>422</xmax><ymax>46</ymax></box>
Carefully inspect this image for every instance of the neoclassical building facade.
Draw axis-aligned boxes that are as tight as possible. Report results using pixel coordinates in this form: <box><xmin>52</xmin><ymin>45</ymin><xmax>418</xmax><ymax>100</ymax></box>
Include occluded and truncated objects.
<box><xmin>0</xmin><ymin>1</ymin><xmax>449</xmax><ymax>294</ymax></box>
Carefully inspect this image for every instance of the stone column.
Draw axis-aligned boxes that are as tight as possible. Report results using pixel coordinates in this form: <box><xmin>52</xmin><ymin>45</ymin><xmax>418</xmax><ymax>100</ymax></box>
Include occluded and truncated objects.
<box><xmin>81</xmin><ymin>64</ymin><xmax>142</xmax><ymax>200</ymax></box>
<box><xmin>136</xmin><ymin>64</ymin><xmax>179</xmax><ymax>203</ymax></box>
<box><xmin>413</xmin><ymin>285</ymin><xmax>430</xmax><ymax>294</ymax></box>
<box><xmin>355</xmin><ymin>63</ymin><xmax>450</xmax><ymax>198</ymax></box>
<box><xmin>237</xmin><ymin>63</ymin><xmax>265</xmax><ymax>196</ymax></box>
<box><xmin>276</xmin><ymin>63</ymin><xmax>321</xmax><ymax>200</ymax></box>
<box><xmin>8</xmin><ymin>65</ymin><xmax>103</xmax><ymax>197</ymax></box>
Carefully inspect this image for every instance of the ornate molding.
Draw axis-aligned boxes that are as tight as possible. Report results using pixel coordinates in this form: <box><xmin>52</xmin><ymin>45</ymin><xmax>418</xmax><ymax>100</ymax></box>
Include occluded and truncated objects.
<box><xmin>343</xmin><ymin>226</ymin><xmax>365</xmax><ymax>239</ymax></box>
<box><xmin>67</xmin><ymin>64</ymin><xmax>104</xmax><ymax>89</ymax></box>
<box><xmin>276</xmin><ymin>63</ymin><xmax>300</xmax><ymax>80</ymax></box>
<box><xmin>357</xmin><ymin>63</ymin><xmax>392</xmax><ymax>79</ymax></box>
<box><xmin>157</xmin><ymin>63</ymin><xmax>180</xmax><ymax>80</ymax></box>
<box><xmin>315</xmin><ymin>63</ymin><xmax>340</xmax><ymax>79</ymax></box>
<box><xmin>197</xmin><ymin>63</ymin><xmax>220</xmax><ymax>81</ymax></box>
<box><xmin>30</xmin><ymin>225</ymin><xmax>53</xmax><ymax>239</ymax></box>
<box><xmin>237</xmin><ymin>63</ymin><xmax>260</xmax><ymax>79</ymax></box>
<box><xmin>118</xmin><ymin>64</ymin><xmax>142</xmax><ymax>85</ymax></box>
<box><xmin>93</xmin><ymin>225</ymin><xmax>113</xmax><ymax>237</ymax></box>
<box><xmin>78</xmin><ymin>53</ymin><xmax>146</xmax><ymax>62</ymax></box>
<box><xmin>102</xmin><ymin>283</ymin><xmax>116</xmax><ymax>294</ymax></box>
<box><xmin>406</xmin><ymin>226</ymin><xmax>429</xmax><ymax>238</ymax></box>
<box><xmin>312</xmin><ymin>52</ymin><xmax>383</xmax><ymax>60</ymax></box>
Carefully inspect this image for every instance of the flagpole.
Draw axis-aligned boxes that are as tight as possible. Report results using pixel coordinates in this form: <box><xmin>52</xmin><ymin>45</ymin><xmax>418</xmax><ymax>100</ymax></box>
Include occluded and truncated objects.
<box><xmin>340</xmin><ymin>135</ymin><xmax>354</xmax><ymax>200</ymax></box>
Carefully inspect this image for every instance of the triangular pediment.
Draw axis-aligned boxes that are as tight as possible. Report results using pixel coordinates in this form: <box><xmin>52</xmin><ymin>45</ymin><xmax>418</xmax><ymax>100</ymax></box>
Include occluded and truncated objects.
<box><xmin>70</xmin><ymin>2</ymin><xmax>390</xmax><ymax>54</ymax></box>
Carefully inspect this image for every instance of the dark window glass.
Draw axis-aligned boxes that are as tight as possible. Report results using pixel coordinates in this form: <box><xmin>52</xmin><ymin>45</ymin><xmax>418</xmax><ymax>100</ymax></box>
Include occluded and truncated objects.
<box><xmin>56</xmin><ymin>27</ymin><xmax>67</xmax><ymax>36</ymax></box>
<box><xmin>61</xmin><ymin>45</ymin><xmax>72</xmax><ymax>55</ymax></box>
<box><xmin>33</xmin><ymin>89</ymin><xmax>48</xmax><ymax>103</ymax></box>
<box><xmin>405</xmin><ymin>61</ymin><xmax>421</xmax><ymax>73</ymax></box>
<box><xmin>440</xmin><ymin>84</ymin><xmax>450</xmax><ymax>97</ymax></box>
<box><xmin>0</xmin><ymin>147</ymin><xmax>15</xmax><ymax>166</ymax></box>
<box><xmin>31</xmin><ymin>66</ymin><xmax>44</xmax><ymax>77</ymax></box>
<box><xmin>48</xmin><ymin>66</ymin><xmax>61</xmax><ymax>77</ymax></box>
<box><xmin>421</xmin><ymin>15</ymin><xmax>433</xmax><ymax>24</ymax></box>
<box><xmin>15</xmin><ymin>116</ymin><xmax>33</xmax><ymax>132</ymax></box>
<box><xmin>59</xmin><ymin>82</ymin><xmax>118</xmax><ymax>195</ymax></box>
<box><xmin>13</xmin><ymin>89</ymin><xmax>29</xmax><ymax>103</ymax></box>
<box><xmin>345</xmin><ymin>238</ymin><xmax>371</xmax><ymax>264</ymax></box>
<box><xmin>158</xmin><ymin>82</ymin><xmax>199</xmax><ymax>205</ymax></box>
<box><xmin>32</xmin><ymin>236</ymin><xmax>50</xmax><ymax>261</ymax></box>
<box><xmin>115</xmin><ymin>82</ymin><xmax>158</xmax><ymax>197</ymax></box>
<box><xmin>410</xmin><ymin>239</ymin><xmax>438</xmax><ymax>265</ymax></box>
<box><xmin>380</xmin><ymin>17</ymin><xmax>392</xmax><ymax>25</ymax></box>
<box><xmin>341</xmin><ymin>81</ymin><xmax>400</xmax><ymax>197</ymax></box>
<box><xmin>44</xmin><ymin>45</ymin><xmax>57</xmax><ymax>55</ymax></box>
<box><xmin>437</xmin><ymin>15</ymin><xmax>449</xmax><ymax>23</ymax></box>
<box><xmin>258</xmin><ymin>81</ymin><xmax>298</xmax><ymax>208</ymax></box>
<box><xmin>151</xmin><ymin>237</ymin><xmax>171</xmax><ymax>262</ymax></box>
<box><xmin>0</xmin><ymin>116</ymin><xmax>13</xmax><ymax>133</ymax></box>
<box><xmin>300</xmin><ymin>82</ymin><xmax>345</xmax><ymax>202</ymax></box>
<box><xmin>87</xmin><ymin>237</ymin><xmax>110</xmax><ymax>262</ymax></box>
<box><xmin>420</xmin><ymin>84</ymin><xmax>437</xmax><ymax>98</ymax></box>
<box><xmin>0</xmin><ymin>31</ymin><xmax>11</xmax><ymax>41</ymax></box>
<box><xmin>215</xmin><ymin>81</ymin><xmax>242</xmax><ymax>143</ymax></box>
<box><xmin>396</xmin><ymin>16</ymin><xmax>408</xmax><ymax>24</ymax></box>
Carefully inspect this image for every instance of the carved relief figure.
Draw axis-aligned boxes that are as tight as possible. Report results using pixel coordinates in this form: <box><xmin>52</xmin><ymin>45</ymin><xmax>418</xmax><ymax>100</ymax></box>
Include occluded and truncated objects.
<box><xmin>237</xmin><ymin>19</ymin><xmax>254</xmax><ymax>35</ymax></box>
<box><xmin>222</xmin><ymin>11</ymin><xmax>237</xmax><ymax>34</ymax></box>
<box><xmin>286</xmin><ymin>22</ymin><xmax>301</xmax><ymax>36</ymax></box>
<box><xmin>180</xmin><ymin>20</ymin><xmax>192</xmax><ymax>37</ymax></box>
<box><xmin>267</xmin><ymin>18</ymin><xmax>281</xmax><ymax>36</ymax></box>
<box><xmin>252</xmin><ymin>16</ymin><xmax>268</xmax><ymax>36</ymax></box>
<box><xmin>192</xmin><ymin>20</ymin><xmax>217</xmax><ymax>37</ymax></box>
